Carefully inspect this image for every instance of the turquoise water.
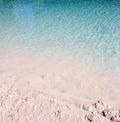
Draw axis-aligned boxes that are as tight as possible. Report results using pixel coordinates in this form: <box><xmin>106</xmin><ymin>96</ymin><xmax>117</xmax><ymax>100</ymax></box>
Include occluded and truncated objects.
<box><xmin>0</xmin><ymin>0</ymin><xmax>120</xmax><ymax>71</ymax></box>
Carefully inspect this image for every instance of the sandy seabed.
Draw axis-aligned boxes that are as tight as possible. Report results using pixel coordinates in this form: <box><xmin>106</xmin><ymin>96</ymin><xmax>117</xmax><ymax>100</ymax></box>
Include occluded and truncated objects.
<box><xmin>0</xmin><ymin>49</ymin><xmax>120</xmax><ymax>122</ymax></box>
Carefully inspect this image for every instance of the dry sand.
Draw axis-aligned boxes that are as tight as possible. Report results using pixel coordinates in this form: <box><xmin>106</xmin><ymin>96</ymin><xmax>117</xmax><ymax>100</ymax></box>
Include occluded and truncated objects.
<box><xmin>0</xmin><ymin>49</ymin><xmax>120</xmax><ymax>122</ymax></box>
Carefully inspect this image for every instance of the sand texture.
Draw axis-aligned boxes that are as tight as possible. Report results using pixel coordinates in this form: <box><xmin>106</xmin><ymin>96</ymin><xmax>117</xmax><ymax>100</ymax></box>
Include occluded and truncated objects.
<box><xmin>0</xmin><ymin>50</ymin><xmax>120</xmax><ymax>122</ymax></box>
<box><xmin>0</xmin><ymin>82</ymin><xmax>120</xmax><ymax>122</ymax></box>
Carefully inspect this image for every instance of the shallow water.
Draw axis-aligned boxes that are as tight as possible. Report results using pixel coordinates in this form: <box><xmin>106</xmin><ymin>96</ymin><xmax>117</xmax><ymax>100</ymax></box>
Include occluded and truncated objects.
<box><xmin>0</xmin><ymin>0</ymin><xmax>120</xmax><ymax>72</ymax></box>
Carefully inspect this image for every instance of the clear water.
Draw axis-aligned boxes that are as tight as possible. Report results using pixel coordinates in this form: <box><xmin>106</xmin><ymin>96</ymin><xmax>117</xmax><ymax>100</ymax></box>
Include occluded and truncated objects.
<box><xmin>0</xmin><ymin>0</ymin><xmax>120</xmax><ymax>72</ymax></box>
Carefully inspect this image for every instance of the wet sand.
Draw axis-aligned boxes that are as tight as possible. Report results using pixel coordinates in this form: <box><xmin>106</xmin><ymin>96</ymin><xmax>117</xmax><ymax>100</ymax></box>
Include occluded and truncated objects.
<box><xmin>0</xmin><ymin>49</ymin><xmax>120</xmax><ymax>122</ymax></box>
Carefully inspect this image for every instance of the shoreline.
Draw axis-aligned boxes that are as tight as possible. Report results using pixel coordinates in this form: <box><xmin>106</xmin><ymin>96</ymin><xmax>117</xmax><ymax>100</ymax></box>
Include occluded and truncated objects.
<box><xmin>0</xmin><ymin>49</ymin><xmax>120</xmax><ymax>121</ymax></box>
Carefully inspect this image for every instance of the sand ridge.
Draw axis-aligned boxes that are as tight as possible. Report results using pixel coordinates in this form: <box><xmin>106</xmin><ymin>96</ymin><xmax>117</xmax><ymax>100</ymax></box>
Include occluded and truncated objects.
<box><xmin>0</xmin><ymin>82</ymin><xmax>120</xmax><ymax>122</ymax></box>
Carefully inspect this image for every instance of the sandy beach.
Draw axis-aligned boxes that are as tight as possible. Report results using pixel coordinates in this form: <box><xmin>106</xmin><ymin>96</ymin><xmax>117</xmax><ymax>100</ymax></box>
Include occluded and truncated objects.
<box><xmin>0</xmin><ymin>0</ymin><xmax>120</xmax><ymax>121</ymax></box>
<box><xmin>0</xmin><ymin>49</ymin><xmax>120</xmax><ymax>122</ymax></box>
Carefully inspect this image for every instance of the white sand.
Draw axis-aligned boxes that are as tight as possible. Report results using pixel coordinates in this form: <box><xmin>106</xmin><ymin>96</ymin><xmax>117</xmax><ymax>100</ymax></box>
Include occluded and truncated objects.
<box><xmin>0</xmin><ymin>49</ymin><xmax>120</xmax><ymax>122</ymax></box>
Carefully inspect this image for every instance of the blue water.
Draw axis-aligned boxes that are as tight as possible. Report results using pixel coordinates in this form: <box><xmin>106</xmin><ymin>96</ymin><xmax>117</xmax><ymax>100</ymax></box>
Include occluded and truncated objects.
<box><xmin>0</xmin><ymin>0</ymin><xmax>120</xmax><ymax>71</ymax></box>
